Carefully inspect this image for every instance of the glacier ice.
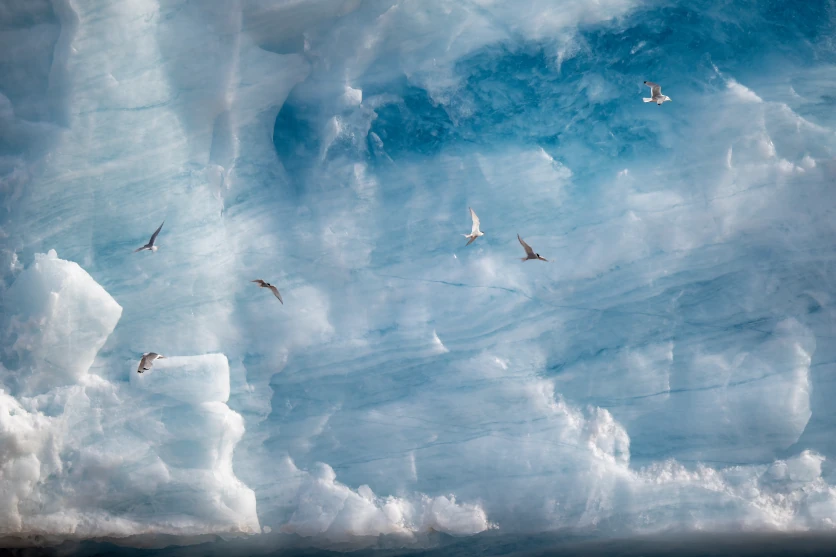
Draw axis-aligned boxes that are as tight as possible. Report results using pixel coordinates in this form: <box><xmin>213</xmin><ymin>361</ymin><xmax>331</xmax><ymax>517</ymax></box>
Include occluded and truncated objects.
<box><xmin>2</xmin><ymin>0</ymin><xmax>836</xmax><ymax>550</ymax></box>
<box><xmin>3</xmin><ymin>249</ymin><xmax>122</xmax><ymax>394</ymax></box>
<box><xmin>131</xmin><ymin>354</ymin><xmax>231</xmax><ymax>405</ymax></box>
<box><xmin>0</xmin><ymin>249</ymin><xmax>259</xmax><ymax>538</ymax></box>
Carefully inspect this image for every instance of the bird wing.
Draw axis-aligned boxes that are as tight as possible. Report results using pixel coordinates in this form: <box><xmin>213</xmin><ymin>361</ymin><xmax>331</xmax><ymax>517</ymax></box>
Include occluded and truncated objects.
<box><xmin>518</xmin><ymin>234</ymin><xmax>535</xmax><ymax>257</ymax></box>
<box><xmin>268</xmin><ymin>285</ymin><xmax>283</xmax><ymax>304</ymax></box>
<box><xmin>137</xmin><ymin>353</ymin><xmax>153</xmax><ymax>372</ymax></box>
<box><xmin>148</xmin><ymin>221</ymin><xmax>165</xmax><ymax>245</ymax></box>
<box><xmin>469</xmin><ymin>207</ymin><xmax>480</xmax><ymax>234</ymax></box>
<box><xmin>252</xmin><ymin>279</ymin><xmax>267</xmax><ymax>287</ymax></box>
<box><xmin>133</xmin><ymin>245</ymin><xmax>147</xmax><ymax>252</ymax></box>
<box><xmin>645</xmin><ymin>81</ymin><xmax>661</xmax><ymax>96</ymax></box>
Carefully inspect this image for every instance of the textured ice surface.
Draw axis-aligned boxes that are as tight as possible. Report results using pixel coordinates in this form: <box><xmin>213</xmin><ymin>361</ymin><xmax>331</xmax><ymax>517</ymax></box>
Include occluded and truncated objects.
<box><xmin>0</xmin><ymin>250</ymin><xmax>259</xmax><ymax>537</ymax></box>
<box><xmin>131</xmin><ymin>354</ymin><xmax>231</xmax><ymax>404</ymax></box>
<box><xmin>3</xmin><ymin>249</ymin><xmax>122</xmax><ymax>394</ymax></box>
<box><xmin>1</xmin><ymin>0</ymin><xmax>836</xmax><ymax>549</ymax></box>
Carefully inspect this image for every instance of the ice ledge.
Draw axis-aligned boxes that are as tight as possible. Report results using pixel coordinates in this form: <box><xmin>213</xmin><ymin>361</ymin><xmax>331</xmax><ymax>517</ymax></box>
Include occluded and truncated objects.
<box><xmin>131</xmin><ymin>354</ymin><xmax>231</xmax><ymax>404</ymax></box>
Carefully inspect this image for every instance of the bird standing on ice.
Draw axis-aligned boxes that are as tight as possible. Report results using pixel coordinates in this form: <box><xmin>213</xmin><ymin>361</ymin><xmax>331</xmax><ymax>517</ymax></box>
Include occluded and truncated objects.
<box><xmin>137</xmin><ymin>352</ymin><xmax>165</xmax><ymax>373</ymax></box>
<box><xmin>252</xmin><ymin>279</ymin><xmax>283</xmax><ymax>304</ymax></box>
<box><xmin>134</xmin><ymin>221</ymin><xmax>165</xmax><ymax>252</ymax></box>
<box><xmin>518</xmin><ymin>234</ymin><xmax>548</xmax><ymax>261</ymax></box>
<box><xmin>643</xmin><ymin>81</ymin><xmax>671</xmax><ymax>106</ymax></box>
<box><xmin>463</xmin><ymin>207</ymin><xmax>484</xmax><ymax>246</ymax></box>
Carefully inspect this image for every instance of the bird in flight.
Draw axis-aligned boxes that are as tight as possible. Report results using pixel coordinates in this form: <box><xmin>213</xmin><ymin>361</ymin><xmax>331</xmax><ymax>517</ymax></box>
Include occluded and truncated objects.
<box><xmin>463</xmin><ymin>207</ymin><xmax>484</xmax><ymax>246</ymax></box>
<box><xmin>252</xmin><ymin>279</ymin><xmax>283</xmax><ymax>304</ymax></box>
<box><xmin>134</xmin><ymin>221</ymin><xmax>165</xmax><ymax>252</ymax></box>
<box><xmin>518</xmin><ymin>234</ymin><xmax>548</xmax><ymax>262</ymax></box>
<box><xmin>137</xmin><ymin>352</ymin><xmax>165</xmax><ymax>373</ymax></box>
<box><xmin>643</xmin><ymin>81</ymin><xmax>671</xmax><ymax>106</ymax></box>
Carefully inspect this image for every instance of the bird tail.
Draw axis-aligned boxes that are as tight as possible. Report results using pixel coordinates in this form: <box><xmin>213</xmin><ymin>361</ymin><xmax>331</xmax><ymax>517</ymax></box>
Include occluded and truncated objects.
<box><xmin>643</xmin><ymin>98</ymin><xmax>654</xmax><ymax>103</ymax></box>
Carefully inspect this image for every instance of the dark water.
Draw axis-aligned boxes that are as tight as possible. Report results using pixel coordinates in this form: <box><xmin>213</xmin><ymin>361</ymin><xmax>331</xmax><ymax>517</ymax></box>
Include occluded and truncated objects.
<box><xmin>6</xmin><ymin>532</ymin><xmax>836</xmax><ymax>557</ymax></box>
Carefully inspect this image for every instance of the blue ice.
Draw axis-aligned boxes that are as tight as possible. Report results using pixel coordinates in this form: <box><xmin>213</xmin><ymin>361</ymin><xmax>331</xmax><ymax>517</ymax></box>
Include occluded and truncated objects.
<box><xmin>1</xmin><ymin>0</ymin><xmax>836</xmax><ymax>549</ymax></box>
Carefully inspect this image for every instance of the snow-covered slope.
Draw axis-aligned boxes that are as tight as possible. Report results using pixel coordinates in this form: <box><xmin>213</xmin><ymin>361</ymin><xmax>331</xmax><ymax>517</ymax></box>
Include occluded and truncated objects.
<box><xmin>1</xmin><ymin>0</ymin><xmax>836</xmax><ymax>548</ymax></box>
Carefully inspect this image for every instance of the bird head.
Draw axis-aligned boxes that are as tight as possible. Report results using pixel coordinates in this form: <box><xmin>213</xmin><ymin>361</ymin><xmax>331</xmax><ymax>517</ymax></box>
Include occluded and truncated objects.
<box><xmin>151</xmin><ymin>245</ymin><xmax>158</xmax><ymax>252</ymax></box>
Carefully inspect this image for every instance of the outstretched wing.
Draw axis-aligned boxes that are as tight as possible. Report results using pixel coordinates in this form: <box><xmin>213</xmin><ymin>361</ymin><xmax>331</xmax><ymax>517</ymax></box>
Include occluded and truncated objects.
<box><xmin>268</xmin><ymin>285</ymin><xmax>283</xmax><ymax>304</ymax></box>
<box><xmin>148</xmin><ymin>221</ymin><xmax>165</xmax><ymax>245</ymax></box>
<box><xmin>252</xmin><ymin>279</ymin><xmax>267</xmax><ymax>287</ymax></box>
<box><xmin>137</xmin><ymin>353</ymin><xmax>151</xmax><ymax>373</ymax></box>
<box><xmin>517</xmin><ymin>234</ymin><xmax>535</xmax><ymax>257</ymax></box>
<box><xmin>469</xmin><ymin>207</ymin><xmax>481</xmax><ymax>234</ymax></box>
<box><xmin>644</xmin><ymin>81</ymin><xmax>661</xmax><ymax>96</ymax></box>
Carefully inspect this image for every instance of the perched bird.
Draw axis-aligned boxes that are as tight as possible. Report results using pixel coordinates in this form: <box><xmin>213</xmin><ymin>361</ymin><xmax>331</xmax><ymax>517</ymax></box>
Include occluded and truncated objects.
<box><xmin>252</xmin><ymin>279</ymin><xmax>283</xmax><ymax>304</ymax></box>
<box><xmin>518</xmin><ymin>234</ymin><xmax>548</xmax><ymax>262</ymax></box>
<box><xmin>137</xmin><ymin>352</ymin><xmax>165</xmax><ymax>373</ymax></box>
<box><xmin>134</xmin><ymin>221</ymin><xmax>165</xmax><ymax>252</ymax></box>
<box><xmin>463</xmin><ymin>207</ymin><xmax>484</xmax><ymax>246</ymax></box>
<box><xmin>643</xmin><ymin>81</ymin><xmax>671</xmax><ymax>106</ymax></box>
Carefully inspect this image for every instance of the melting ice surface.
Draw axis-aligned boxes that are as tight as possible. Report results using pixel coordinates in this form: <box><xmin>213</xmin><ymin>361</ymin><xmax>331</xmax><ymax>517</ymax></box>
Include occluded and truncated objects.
<box><xmin>1</xmin><ymin>0</ymin><xmax>836</xmax><ymax>549</ymax></box>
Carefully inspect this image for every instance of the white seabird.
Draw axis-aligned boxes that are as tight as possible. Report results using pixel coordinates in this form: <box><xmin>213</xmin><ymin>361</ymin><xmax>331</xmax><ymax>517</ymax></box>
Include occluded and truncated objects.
<box><xmin>134</xmin><ymin>221</ymin><xmax>165</xmax><ymax>252</ymax></box>
<box><xmin>643</xmin><ymin>81</ymin><xmax>671</xmax><ymax>106</ymax></box>
<box><xmin>518</xmin><ymin>234</ymin><xmax>548</xmax><ymax>262</ymax></box>
<box><xmin>463</xmin><ymin>207</ymin><xmax>484</xmax><ymax>246</ymax></box>
<box><xmin>252</xmin><ymin>279</ymin><xmax>283</xmax><ymax>304</ymax></box>
<box><xmin>137</xmin><ymin>352</ymin><xmax>165</xmax><ymax>373</ymax></box>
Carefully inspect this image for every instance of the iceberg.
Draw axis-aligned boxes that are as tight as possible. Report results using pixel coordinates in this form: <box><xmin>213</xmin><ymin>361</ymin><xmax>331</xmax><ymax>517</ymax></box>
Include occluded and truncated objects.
<box><xmin>3</xmin><ymin>249</ymin><xmax>122</xmax><ymax>394</ymax></box>
<box><xmin>0</xmin><ymin>249</ymin><xmax>259</xmax><ymax>539</ymax></box>
<box><xmin>2</xmin><ymin>0</ymin><xmax>836</xmax><ymax>551</ymax></box>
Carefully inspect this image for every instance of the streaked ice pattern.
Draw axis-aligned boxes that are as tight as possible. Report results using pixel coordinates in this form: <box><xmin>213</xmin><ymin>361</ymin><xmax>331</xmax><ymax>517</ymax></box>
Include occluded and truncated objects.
<box><xmin>1</xmin><ymin>0</ymin><xmax>836</xmax><ymax>550</ymax></box>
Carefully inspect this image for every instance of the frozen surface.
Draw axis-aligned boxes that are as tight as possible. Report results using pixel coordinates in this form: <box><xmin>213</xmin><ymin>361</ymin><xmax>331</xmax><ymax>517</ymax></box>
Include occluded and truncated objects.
<box><xmin>131</xmin><ymin>354</ymin><xmax>231</xmax><ymax>405</ymax></box>
<box><xmin>1</xmin><ymin>0</ymin><xmax>836</xmax><ymax>549</ymax></box>
<box><xmin>3</xmin><ymin>249</ymin><xmax>122</xmax><ymax>394</ymax></box>
<box><xmin>1</xmin><ymin>250</ymin><xmax>259</xmax><ymax>537</ymax></box>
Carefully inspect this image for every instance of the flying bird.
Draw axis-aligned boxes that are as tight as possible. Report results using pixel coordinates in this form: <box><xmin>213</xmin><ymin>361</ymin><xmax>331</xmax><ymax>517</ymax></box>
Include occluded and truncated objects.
<box><xmin>252</xmin><ymin>279</ymin><xmax>283</xmax><ymax>304</ymax></box>
<box><xmin>518</xmin><ymin>234</ymin><xmax>548</xmax><ymax>262</ymax></box>
<box><xmin>643</xmin><ymin>81</ymin><xmax>671</xmax><ymax>106</ymax></box>
<box><xmin>463</xmin><ymin>207</ymin><xmax>484</xmax><ymax>246</ymax></box>
<box><xmin>137</xmin><ymin>352</ymin><xmax>165</xmax><ymax>373</ymax></box>
<box><xmin>134</xmin><ymin>221</ymin><xmax>165</xmax><ymax>252</ymax></box>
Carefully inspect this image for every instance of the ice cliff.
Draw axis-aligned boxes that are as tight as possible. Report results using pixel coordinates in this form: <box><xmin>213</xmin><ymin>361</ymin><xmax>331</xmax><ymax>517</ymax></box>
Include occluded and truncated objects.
<box><xmin>1</xmin><ymin>0</ymin><xmax>836</xmax><ymax>548</ymax></box>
